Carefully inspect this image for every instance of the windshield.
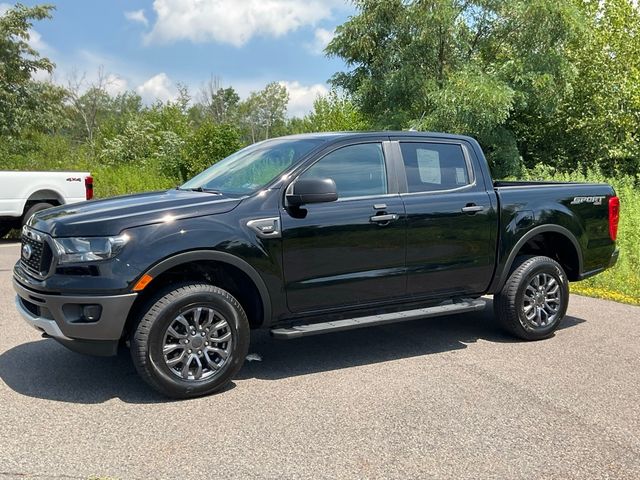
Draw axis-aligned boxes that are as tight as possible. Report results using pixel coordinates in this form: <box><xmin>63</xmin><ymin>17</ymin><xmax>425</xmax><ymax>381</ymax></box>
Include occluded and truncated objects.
<box><xmin>180</xmin><ymin>138</ymin><xmax>325</xmax><ymax>196</ymax></box>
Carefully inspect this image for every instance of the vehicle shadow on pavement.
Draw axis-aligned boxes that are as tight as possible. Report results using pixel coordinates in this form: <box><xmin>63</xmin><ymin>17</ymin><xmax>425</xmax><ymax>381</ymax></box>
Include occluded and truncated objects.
<box><xmin>0</xmin><ymin>300</ymin><xmax>583</xmax><ymax>403</ymax></box>
<box><xmin>0</xmin><ymin>340</ymin><xmax>170</xmax><ymax>404</ymax></box>
<box><xmin>237</xmin><ymin>300</ymin><xmax>585</xmax><ymax>381</ymax></box>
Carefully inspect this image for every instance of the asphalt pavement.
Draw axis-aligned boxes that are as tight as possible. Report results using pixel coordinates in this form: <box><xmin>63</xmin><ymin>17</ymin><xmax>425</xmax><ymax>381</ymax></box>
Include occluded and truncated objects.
<box><xmin>0</xmin><ymin>240</ymin><xmax>639</xmax><ymax>479</ymax></box>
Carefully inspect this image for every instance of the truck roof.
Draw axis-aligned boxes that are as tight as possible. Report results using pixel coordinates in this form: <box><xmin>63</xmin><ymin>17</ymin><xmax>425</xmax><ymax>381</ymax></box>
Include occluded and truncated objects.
<box><xmin>278</xmin><ymin>131</ymin><xmax>476</xmax><ymax>142</ymax></box>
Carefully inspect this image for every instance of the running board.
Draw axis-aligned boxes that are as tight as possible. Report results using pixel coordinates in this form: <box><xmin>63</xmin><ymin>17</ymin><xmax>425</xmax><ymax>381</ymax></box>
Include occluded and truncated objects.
<box><xmin>270</xmin><ymin>298</ymin><xmax>486</xmax><ymax>339</ymax></box>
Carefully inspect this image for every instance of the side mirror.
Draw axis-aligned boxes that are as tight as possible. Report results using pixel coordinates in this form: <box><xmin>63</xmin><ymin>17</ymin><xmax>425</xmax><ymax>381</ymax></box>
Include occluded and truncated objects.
<box><xmin>286</xmin><ymin>178</ymin><xmax>338</xmax><ymax>206</ymax></box>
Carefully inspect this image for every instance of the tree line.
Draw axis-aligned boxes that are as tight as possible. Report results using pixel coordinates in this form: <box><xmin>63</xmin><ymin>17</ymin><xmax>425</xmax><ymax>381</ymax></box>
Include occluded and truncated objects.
<box><xmin>1</xmin><ymin>1</ymin><xmax>639</xmax><ymax>182</ymax></box>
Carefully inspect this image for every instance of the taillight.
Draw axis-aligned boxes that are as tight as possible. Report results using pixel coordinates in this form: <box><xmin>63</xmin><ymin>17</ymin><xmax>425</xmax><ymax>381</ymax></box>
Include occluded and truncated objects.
<box><xmin>85</xmin><ymin>175</ymin><xmax>94</xmax><ymax>200</ymax></box>
<box><xmin>608</xmin><ymin>196</ymin><xmax>620</xmax><ymax>241</ymax></box>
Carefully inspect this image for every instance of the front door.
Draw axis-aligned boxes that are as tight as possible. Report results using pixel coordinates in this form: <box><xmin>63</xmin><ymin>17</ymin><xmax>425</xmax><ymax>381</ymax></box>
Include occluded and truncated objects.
<box><xmin>281</xmin><ymin>142</ymin><xmax>407</xmax><ymax>313</ymax></box>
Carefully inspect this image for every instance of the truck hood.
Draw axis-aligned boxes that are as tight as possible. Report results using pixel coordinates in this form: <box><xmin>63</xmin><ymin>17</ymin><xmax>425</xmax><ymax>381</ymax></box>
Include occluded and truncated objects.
<box><xmin>28</xmin><ymin>189</ymin><xmax>243</xmax><ymax>237</ymax></box>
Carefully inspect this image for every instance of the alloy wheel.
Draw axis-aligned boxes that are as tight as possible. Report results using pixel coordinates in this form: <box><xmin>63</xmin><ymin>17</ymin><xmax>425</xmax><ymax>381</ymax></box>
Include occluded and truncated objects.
<box><xmin>162</xmin><ymin>306</ymin><xmax>233</xmax><ymax>380</ymax></box>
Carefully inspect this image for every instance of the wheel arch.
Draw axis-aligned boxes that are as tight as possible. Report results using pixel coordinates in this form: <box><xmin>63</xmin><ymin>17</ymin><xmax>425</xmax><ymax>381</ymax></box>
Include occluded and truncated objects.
<box><xmin>21</xmin><ymin>189</ymin><xmax>65</xmax><ymax>221</ymax></box>
<box><xmin>24</xmin><ymin>188</ymin><xmax>64</xmax><ymax>209</ymax></box>
<box><xmin>492</xmin><ymin>225</ymin><xmax>583</xmax><ymax>292</ymax></box>
<box><xmin>126</xmin><ymin>251</ymin><xmax>272</xmax><ymax>335</ymax></box>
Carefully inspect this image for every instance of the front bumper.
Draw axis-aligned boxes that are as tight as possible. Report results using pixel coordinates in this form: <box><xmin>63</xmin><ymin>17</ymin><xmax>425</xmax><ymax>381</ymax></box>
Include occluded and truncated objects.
<box><xmin>13</xmin><ymin>278</ymin><xmax>137</xmax><ymax>356</ymax></box>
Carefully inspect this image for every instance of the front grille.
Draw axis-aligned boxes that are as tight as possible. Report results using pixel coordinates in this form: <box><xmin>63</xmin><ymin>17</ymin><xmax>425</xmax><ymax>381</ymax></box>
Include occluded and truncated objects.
<box><xmin>20</xmin><ymin>229</ymin><xmax>53</xmax><ymax>277</ymax></box>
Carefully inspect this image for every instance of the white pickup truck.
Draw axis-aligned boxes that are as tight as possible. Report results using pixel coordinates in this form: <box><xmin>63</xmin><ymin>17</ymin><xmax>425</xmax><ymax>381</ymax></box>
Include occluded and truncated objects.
<box><xmin>0</xmin><ymin>171</ymin><xmax>93</xmax><ymax>237</ymax></box>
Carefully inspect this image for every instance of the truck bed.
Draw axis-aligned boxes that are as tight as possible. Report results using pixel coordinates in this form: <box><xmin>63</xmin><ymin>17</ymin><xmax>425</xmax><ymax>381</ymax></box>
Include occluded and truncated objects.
<box><xmin>494</xmin><ymin>180</ymin><xmax>608</xmax><ymax>188</ymax></box>
<box><xmin>490</xmin><ymin>179</ymin><xmax>616</xmax><ymax>288</ymax></box>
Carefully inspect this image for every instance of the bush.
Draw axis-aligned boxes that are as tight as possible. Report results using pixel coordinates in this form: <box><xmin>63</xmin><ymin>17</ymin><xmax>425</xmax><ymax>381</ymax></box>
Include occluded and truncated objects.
<box><xmin>92</xmin><ymin>164</ymin><xmax>177</xmax><ymax>198</ymax></box>
<box><xmin>0</xmin><ymin>132</ymin><xmax>91</xmax><ymax>171</ymax></box>
<box><xmin>0</xmin><ymin>132</ymin><xmax>181</xmax><ymax>199</ymax></box>
<box><xmin>182</xmin><ymin>122</ymin><xmax>241</xmax><ymax>179</ymax></box>
<box><xmin>98</xmin><ymin>107</ymin><xmax>189</xmax><ymax>179</ymax></box>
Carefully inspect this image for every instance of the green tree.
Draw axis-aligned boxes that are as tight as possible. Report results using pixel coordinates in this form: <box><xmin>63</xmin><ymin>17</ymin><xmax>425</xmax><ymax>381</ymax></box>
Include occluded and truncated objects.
<box><xmin>66</xmin><ymin>73</ymin><xmax>112</xmax><ymax>146</ymax></box>
<box><xmin>94</xmin><ymin>91</ymin><xmax>144</xmax><ymax>142</ymax></box>
<box><xmin>290</xmin><ymin>90</ymin><xmax>370</xmax><ymax>133</ymax></box>
<box><xmin>100</xmin><ymin>99</ymin><xmax>191</xmax><ymax>176</ymax></box>
<box><xmin>18</xmin><ymin>80</ymin><xmax>68</xmax><ymax>135</ymax></box>
<box><xmin>239</xmin><ymin>82</ymin><xmax>289</xmax><ymax>142</ymax></box>
<box><xmin>196</xmin><ymin>77</ymin><xmax>240</xmax><ymax>124</ymax></box>
<box><xmin>543</xmin><ymin>0</ymin><xmax>640</xmax><ymax>176</ymax></box>
<box><xmin>0</xmin><ymin>3</ymin><xmax>56</xmax><ymax>136</ymax></box>
<box><xmin>327</xmin><ymin>0</ymin><xmax>583</xmax><ymax>177</ymax></box>
<box><xmin>183</xmin><ymin>122</ymin><xmax>241</xmax><ymax>178</ymax></box>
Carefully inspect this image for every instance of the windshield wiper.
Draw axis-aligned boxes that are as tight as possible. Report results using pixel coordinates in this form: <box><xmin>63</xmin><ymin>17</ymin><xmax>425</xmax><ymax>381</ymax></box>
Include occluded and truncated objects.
<box><xmin>177</xmin><ymin>187</ymin><xmax>223</xmax><ymax>195</ymax></box>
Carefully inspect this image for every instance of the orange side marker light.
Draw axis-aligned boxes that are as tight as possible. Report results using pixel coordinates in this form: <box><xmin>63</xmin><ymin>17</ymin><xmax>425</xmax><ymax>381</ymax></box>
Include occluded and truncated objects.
<box><xmin>133</xmin><ymin>274</ymin><xmax>153</xmax><ymax>291</ymax></box>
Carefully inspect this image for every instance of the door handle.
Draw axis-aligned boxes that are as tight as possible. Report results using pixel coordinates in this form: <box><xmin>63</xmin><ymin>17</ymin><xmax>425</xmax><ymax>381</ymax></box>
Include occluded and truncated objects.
<box><xmin>461</xmin><ymin>204</ymin><xmax>484</xmax><ymax>213</ymax></box>
<box><xmin>370</xmin><ymin>214</ymin><xmax>399</xmax><ymax>223</ymax></box>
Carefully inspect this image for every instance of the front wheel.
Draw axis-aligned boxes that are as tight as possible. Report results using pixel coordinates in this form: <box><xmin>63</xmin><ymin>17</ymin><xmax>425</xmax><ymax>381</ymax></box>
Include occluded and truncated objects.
<box><xmin>130</xmin><ymin>283</ymin><xmax>250</xmax><ymax>398</ymax></box>
<box><xmin>494</xmin><ymin>255</ymin><xmax>569</xmax><ymax>340</ymax></box>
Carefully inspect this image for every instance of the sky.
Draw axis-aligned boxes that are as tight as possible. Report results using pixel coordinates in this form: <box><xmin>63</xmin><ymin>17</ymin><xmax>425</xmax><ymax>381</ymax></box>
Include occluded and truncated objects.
<box><xmin>1</xmin><ymin>0</ymin><xmax>355</xmax><ymax>117</ymax></box>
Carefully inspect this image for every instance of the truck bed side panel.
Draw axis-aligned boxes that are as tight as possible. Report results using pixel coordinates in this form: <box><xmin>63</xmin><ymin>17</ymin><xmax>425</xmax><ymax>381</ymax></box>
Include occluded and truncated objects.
<box><xmin>489</xmin><ymin>183</ymin><xmax>616</xmax><ymax>293</ymax></box>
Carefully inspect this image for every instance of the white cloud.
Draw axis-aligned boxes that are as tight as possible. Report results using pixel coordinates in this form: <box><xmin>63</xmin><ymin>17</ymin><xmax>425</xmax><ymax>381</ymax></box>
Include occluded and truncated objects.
<box><xmin>136</xmin><ymin>73</ymin><xmax>178</xmax><ymax>103</ymax></box>
<box><xmin>307</xmin><ymin>27</ymin><xmax>334</xmax><ymax>55</ymax></box>
<box><xmin>145</xmin><ymin>0</ymin><xmax>343</xmax><ymax>47</ymax></box>
<box><xmin>26</xmin><ymin>30</ymin><xmax>55</xmax><ymax>81</ymax></box>
<box><xmin>279</xmin><ymin>80</ymin><xmax>328</xmax><ymax>117</ymax></box>
<box><xmin>105</xmin><ymin>74</ymin><xmax>129</xmax><ymax>96</ymax></box>
<box><xmin>124</xmin><ymin>9</ymin><xmax>149</xmax><ymax>27</ymax></box>
<box><xmin>28</xmin><ymin>29</ymin><xmax>51</xmax><ymax>52</ymax></box>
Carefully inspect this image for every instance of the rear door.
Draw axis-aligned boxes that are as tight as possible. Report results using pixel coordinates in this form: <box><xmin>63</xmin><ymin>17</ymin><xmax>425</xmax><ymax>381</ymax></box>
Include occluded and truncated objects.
<box><xmin>280</xmin><ymin>140</ymin><xmax>407</xmax><ymax>313</ymax></box>
<box><xmin>394</xmin><ymin>139</ymin><xmax>497</xmax><ymax>297</ymax></box>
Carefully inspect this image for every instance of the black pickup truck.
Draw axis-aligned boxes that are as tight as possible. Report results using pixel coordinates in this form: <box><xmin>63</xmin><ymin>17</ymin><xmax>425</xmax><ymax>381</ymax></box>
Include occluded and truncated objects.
<box><xmin>13</xmin><ymin>132</ymin><xmax>620</xmax><ymax>398</ymax></box>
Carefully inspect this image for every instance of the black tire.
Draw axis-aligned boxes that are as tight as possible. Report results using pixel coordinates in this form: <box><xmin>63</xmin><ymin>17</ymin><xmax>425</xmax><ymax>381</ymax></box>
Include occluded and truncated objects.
<box><xmin>22</xmin><ymin>202</ymin><xmax>54</xmax><ymax>226</ymax></box>
<box><xmin>494</xmin><ymin>255</ymin><xmax>569</xmax><ymax>341</ymax></box>
<box><xmin>130</xmin><ymin>282</ymin><xmax>250</xmax><ymax>399</ymax></box>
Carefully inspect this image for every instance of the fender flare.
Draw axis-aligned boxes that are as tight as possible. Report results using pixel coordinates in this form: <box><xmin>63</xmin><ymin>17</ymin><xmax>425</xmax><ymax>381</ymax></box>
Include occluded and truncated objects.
<box><xmin>142</xmin><ymin>250</ymin><xmax>272</xmax><ymax>325</ymax></box>
<box><xmin>492</xmin><ymin>224</ymin><xmax>583</xmax><ymax>292</ymax></box>
<box><xmin>23</xmin><ymin>186</ymin><xmax>66</xmax><ymax>210</ymax></box>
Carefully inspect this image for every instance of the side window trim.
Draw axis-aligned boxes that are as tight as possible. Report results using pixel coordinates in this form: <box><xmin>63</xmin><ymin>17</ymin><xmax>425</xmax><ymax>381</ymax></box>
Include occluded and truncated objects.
<box><xmin>397</xmin><ymin>141</ymin><xmax>477</xmax><ymax>195</ymax></box>
<box><xmin>289</xmin><ymin>141</ymin><xmax>393</xmax><ymax>200</ymax></box>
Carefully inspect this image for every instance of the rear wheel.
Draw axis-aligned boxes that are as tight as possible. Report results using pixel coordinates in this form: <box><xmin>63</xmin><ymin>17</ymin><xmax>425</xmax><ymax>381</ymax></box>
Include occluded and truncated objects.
<box><xmin>494</xmin><ymin>255</ymin><xmax>569</xmax><ymax>340</ymax></box>
<box><xmin>130</xmin><ymin>283</ymin><xmax>250</xmax><ymax>398</ymax></box>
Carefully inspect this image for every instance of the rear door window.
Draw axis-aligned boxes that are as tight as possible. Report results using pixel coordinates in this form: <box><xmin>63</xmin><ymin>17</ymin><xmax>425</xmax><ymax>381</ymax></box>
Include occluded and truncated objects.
<box><xmin>400</xmin><ymin>143</ymin><xmax>470</xmax><ymax>193</ymax></box>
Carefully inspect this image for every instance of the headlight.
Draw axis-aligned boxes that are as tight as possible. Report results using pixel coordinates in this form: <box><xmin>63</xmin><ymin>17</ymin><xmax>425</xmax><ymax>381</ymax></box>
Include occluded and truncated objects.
<box><xmin>53</xmin><ymin>234</ymin><xmax>129</xmax><ymax>264</ymax></box>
